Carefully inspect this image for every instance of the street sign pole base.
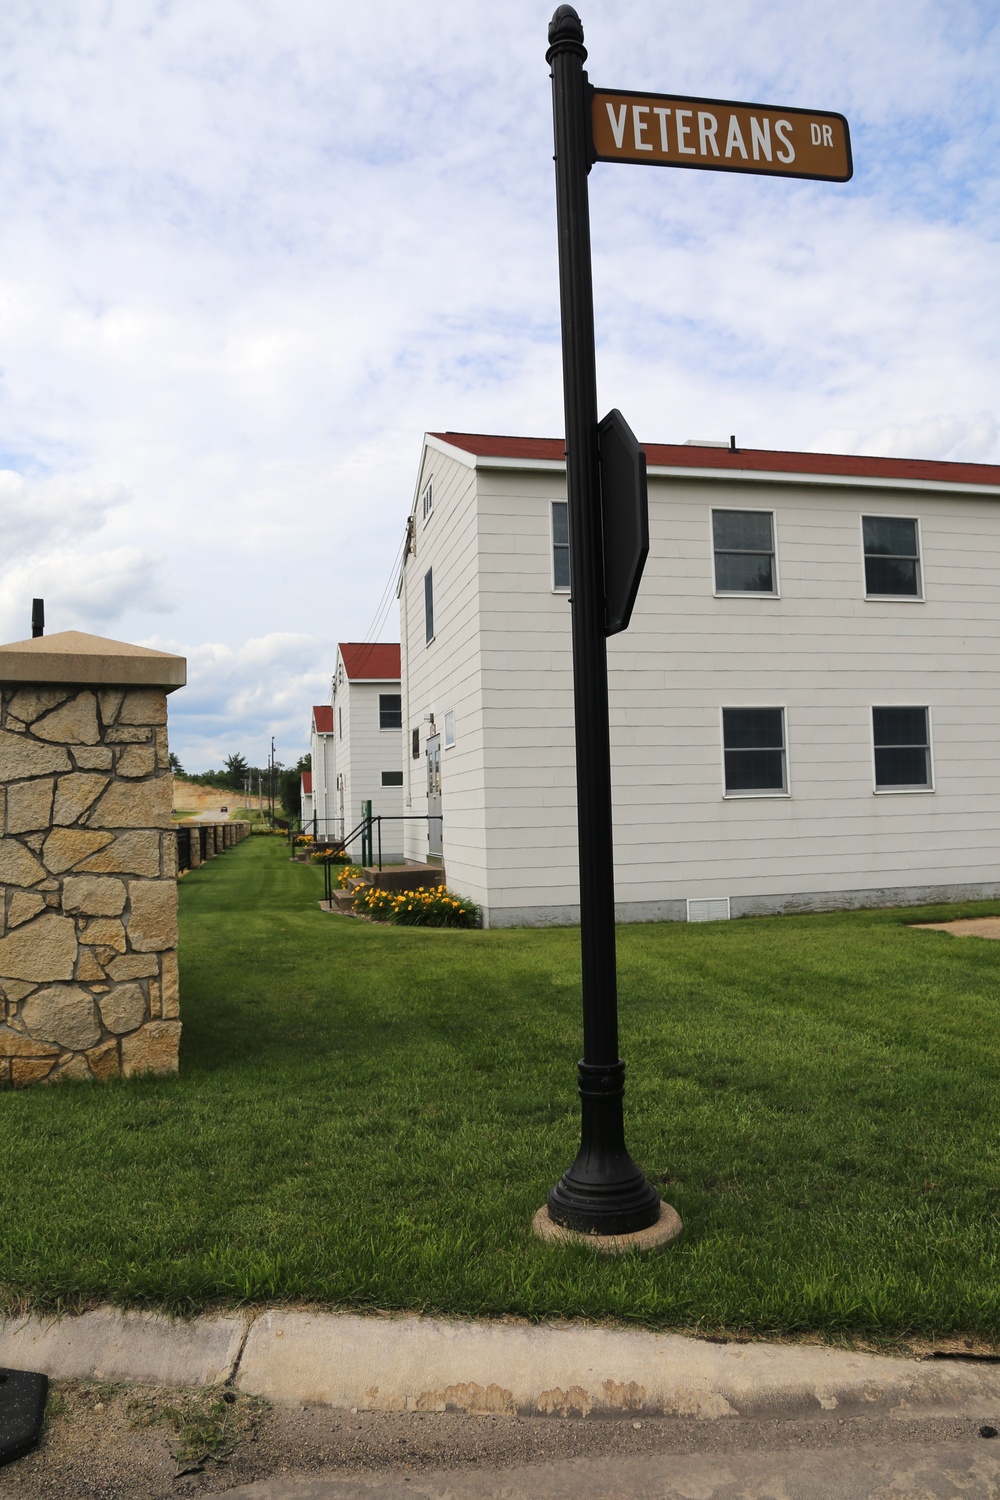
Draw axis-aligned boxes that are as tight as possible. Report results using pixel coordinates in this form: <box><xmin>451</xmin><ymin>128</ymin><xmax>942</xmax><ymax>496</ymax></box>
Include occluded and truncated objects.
<box><xmin>546</xmin><ymin>1059</ymin><xmax>663</xmax><ymax>1236</ymax></box>
<box><xmin>547</xmin><ymin>1153</ymin><xmax>662</xmax><ymax>1237</ymax></box>
<box><xmin>533</xmin><ymin>1200</ymin><xmax>682</xmax><ymax>1256</ymax></box>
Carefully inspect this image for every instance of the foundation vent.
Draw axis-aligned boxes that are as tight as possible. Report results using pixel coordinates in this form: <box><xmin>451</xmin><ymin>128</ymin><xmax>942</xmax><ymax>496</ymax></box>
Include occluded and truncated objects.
<box><xmin>687</xmin><ymin>897</ymin><xmax>731</xmax><ymax>923</ymax></box>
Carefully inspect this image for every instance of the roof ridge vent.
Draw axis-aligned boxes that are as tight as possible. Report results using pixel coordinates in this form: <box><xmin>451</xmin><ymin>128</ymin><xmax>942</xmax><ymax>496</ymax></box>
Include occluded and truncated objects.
<box><xmin>684</xmin><ymin>438</ymin><xmax>730</xmax><ymax>447</ymax></box>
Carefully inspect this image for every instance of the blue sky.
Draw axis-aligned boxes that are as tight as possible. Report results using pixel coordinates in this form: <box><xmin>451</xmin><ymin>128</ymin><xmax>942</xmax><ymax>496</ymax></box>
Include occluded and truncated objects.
<box><xmin>0</xmin><ymin>0</ymin><xmax>997</xmax><ymax>771</ymax></box>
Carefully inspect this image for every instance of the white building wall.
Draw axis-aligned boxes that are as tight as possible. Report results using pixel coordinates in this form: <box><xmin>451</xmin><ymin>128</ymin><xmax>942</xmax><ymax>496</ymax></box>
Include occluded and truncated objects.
<box><xmin>347</xmin><ymin>679</ymin><xmax>404</xmax><ymax>861</ymax></box>
<box><xmin>309</xmin><ymin>724</ymin><xmax>336</xmax><ymax>839</ymax></box>
<box><xmin>600</xmin><ymin>471</ymin><xmax>1000</xmax><ymax>919</ymax></box>
<box><xmin>399</xmin><ymin>445</ymin><xmax>489</xmax><ymax>898</ymax></box>
<box><xmin>333</xmin><ymin>660</ymin><xmax>351</xmax><ymax>843</ymax></box>
<box><xmin>331</xmin><ymin>647</ymin><xmax>404</xmax><ymax>861</ymax></box>
<box><xmin>400</xmin><ymin>437</ymin><xmax>1000</xmax><ymax>925</ymax></box>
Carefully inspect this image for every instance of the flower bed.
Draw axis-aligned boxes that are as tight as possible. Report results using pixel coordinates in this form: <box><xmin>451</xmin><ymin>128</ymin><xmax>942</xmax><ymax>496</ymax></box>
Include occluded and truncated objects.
<box><xmin>353</xmin><ymin>884</ymin><xmax>480</xmax><ymax>929</ymax></box>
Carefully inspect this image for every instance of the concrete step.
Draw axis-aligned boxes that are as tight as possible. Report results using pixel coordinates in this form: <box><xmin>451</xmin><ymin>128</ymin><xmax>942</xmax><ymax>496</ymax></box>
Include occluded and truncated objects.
<box><xmin>359</xmin><ymin>865</ymin><xmax>446</xmax><ymax>892</ymax></box>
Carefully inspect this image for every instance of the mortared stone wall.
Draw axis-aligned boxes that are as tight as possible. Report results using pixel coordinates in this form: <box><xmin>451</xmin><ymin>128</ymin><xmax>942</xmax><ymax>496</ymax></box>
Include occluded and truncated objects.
<box><xmin>0</xmin><ymin>684</ymin><xmax>181</xmax><ymax>1087</ymax></box>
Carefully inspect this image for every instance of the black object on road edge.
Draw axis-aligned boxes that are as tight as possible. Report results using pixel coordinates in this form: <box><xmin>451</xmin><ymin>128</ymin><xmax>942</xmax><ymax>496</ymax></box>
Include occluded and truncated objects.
<box><xmin>0</xmin><ymin>1367</ymin><xmax>49</xmax><ymax>1467</ymax></box>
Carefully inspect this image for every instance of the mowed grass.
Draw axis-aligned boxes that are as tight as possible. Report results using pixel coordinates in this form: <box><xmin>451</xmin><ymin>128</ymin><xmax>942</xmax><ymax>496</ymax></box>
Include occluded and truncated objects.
<box><xmin>3</xmin><ymin>833</ymin><xmax>1000</xmax><ymax>1343</ymax></box>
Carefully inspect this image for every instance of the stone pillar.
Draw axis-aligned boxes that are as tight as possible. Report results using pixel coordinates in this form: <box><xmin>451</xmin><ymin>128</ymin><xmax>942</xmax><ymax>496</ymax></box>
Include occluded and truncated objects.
<box><xmin>0</xmin><ymin>630</ymin><xmax>186</xmax><ymax>1088</ymax></box>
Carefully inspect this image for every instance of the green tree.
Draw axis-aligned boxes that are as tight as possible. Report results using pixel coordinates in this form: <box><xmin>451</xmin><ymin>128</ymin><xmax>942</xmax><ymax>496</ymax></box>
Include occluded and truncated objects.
<box><xmin>279</xmin><ymin>754</ymin><xmax>311</xmax><ymax>822</ymax></box>
<box><xmin>223</xmin><ymin>752</ymin><xmax>250</xmax><ymax>791</ymax></box>
<box><xmin>167</xmin><ymin>751</ymin><xmax>184</xmax><ymax>773</ymax></box>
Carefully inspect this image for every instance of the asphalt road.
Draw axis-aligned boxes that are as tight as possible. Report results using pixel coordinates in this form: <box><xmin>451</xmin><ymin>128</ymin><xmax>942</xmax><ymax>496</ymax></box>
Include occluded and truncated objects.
<box><xmin>214</xmin><ymin>1424</ymin><xmax>1000</xmax><ymax>1500</ymax></box>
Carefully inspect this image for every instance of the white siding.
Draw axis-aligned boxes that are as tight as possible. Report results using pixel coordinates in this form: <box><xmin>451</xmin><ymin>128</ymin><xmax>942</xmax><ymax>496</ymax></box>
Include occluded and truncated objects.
<box><xmin>309</xmin><ymin>724</ymin><xmax>336</xmax><ymax>839</ymax></box>
<box><xmin>332</xmin><ymin>648</ymin><xmax>403</xmax><ymax>861</ymax></box>
<box><xmin>399</xmin><ymin>445</ymin><xmax>489</xmax><ymax>897</ymax></box>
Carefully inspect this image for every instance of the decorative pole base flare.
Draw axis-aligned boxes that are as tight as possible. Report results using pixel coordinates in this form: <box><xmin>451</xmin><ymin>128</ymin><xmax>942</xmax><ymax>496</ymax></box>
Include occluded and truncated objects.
<box><xmin>544</xmin><ymin>1059</ymin><xmax>671</xmax><ymax>1239</ymax></box>
<box><xmin>533</xmin><ymin>1200</ymin><xmax>683</xmax><ymax>1256</ymax></box>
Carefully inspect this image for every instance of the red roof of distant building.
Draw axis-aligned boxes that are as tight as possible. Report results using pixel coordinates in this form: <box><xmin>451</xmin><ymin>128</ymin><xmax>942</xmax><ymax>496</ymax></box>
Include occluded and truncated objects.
<box><xmin>312</xmin><ymin>705</ymin><xmax>334</xmax><ymax>734</ymax></box>
<box><xmin>429</xmin><ymin>432</ymin><xmax>1000</xmax><ymax>488</ymax></box>
<box><xmin>301</xmin><ymin>771</ymin><xmax>313</xmax><ymax>793</ymax></box>
<box><xmin>339</xmin><ymin>642</ymin><xmax>401</xmax><ymax>681</ymax></box>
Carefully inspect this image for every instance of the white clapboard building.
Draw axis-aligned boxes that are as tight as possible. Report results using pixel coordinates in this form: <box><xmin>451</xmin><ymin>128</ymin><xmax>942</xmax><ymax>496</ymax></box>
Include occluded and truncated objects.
<box><xmin>306</xmin><ymin>705</ymin><xmax>335</xmax><ymax>839</ymax></box>
<box><xmin>331</xmin><ymin>642</ymin><xmax>404</xmax><ymax>857</ymax></box>
<box><xmin>398</xmin><ymin>430</ymin><xmax>1000</xmax><ymax>927</ymax></box>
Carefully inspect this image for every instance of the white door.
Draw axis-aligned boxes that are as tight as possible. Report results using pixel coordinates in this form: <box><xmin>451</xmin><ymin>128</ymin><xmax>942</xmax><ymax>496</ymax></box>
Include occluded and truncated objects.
<box><xmin>426</xmin><ymin>733</ymin><xmax>442</xmax><ymax>859</ymax></box>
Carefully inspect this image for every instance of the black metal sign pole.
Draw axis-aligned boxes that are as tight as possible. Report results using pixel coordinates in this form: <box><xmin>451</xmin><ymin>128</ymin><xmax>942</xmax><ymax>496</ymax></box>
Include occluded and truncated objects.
<box><xmin>545</xmin><ymin>4</ymin><xmax>659</xmax><ymax>1235</ymax></box>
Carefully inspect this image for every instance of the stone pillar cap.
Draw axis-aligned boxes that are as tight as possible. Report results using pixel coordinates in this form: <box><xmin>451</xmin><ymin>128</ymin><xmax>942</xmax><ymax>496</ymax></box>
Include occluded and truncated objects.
<box><xmin>0</xmin><ymin>630</ymin><xmax>187</xmax><ymax>690</ymax></box>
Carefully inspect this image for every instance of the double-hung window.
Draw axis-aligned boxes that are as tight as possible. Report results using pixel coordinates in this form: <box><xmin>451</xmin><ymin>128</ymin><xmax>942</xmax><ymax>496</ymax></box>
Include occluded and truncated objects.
<box><xmin>862</xmin><ymin>516</ymin><xmax>921</xmax><ymax>597</ymax></box>
<box><xmin>424</xmin><ymin>568</ymin><xmax>434</xmax><ymax>643</ymax></box>
<box><xmin>872</xmin><ymin>707</ymin><xmax>932</xmax><ymax>790</ymax></box>
<box><xmin>552</xmin><ymin>501</ymin><xmax>570</xmax><ymax>589</ymax></box>
<box><xmin>379</xmin><ymin>694</ymin><xmax>401</xmax><ymax>730</ymax></box>
<box><xmin>712</xmin><ymin>510</ymin><xmax>776</xmax><ymax>593</ymax></box>
<box><xmin>722</xmin><ymin>707</ymin><xmax>787</xmax><ymax>795</ymax></box>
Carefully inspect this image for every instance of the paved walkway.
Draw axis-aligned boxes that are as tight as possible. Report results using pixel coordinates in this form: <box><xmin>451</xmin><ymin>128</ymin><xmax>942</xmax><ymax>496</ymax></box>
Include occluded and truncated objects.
<box><xmin>914</xmin><ymin>917</ymin><xmax>1000</xmax><ymax>939</ymax></box>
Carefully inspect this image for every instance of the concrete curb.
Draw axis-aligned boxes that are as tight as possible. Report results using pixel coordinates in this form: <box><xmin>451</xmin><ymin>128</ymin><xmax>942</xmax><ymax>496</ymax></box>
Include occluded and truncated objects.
<box><xmin>4</xmin><ymin>1306</ymin><xmax>1000</xmax><ymax>1422</ymax></box>
<box><xmin>0</xmin><ymin>1306</ymin><xmax>248</xmax><ymax>1388</ymax></box>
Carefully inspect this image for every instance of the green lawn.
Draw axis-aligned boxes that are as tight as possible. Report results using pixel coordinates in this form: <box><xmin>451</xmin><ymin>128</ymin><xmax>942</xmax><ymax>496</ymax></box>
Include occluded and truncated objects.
<box><xmin>3</xmin><ymin>834</ymin><xmax>1000</xmax><ymax>1344</ymax></box>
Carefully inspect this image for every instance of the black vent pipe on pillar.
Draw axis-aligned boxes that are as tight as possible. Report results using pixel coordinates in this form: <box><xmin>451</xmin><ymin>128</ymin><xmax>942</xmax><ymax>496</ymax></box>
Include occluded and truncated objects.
<box><xmin>31</xmin><ymin>599</ymin><xmax>44</xmax><ymax>638</ymax></box>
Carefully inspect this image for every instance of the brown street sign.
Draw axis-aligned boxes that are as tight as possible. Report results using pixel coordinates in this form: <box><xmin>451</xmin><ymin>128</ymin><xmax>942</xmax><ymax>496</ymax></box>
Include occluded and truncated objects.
<box><xmin>591</xmin><ymin>88</ymin><xmax>852</xmax><ymax>182</ymax></box>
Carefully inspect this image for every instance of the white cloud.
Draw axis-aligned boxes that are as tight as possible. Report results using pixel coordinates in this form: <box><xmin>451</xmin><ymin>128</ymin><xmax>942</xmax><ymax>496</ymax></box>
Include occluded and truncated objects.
<box><xmin>0</xmin><ymin>542</ymin><xmax>170</xmax><ymax>645</ymax></box>
<box><xmin>0</xmin><ymin>0</ymin><xmax>995</xmax><ymax>765</ymax></box>
<box><xmin>0</xmin><ymin>470</ymin><xmax>125</xmax><ymax>553</ymax></box>
<box><xmin>815</xmin><ymin>411</ymin><xmax>999</xmax><ymax>462</ymax></box>
<box><xmin>147</xmin><ymin>631</ymin><xmax>333</xmax><ymax>772</ymax></box>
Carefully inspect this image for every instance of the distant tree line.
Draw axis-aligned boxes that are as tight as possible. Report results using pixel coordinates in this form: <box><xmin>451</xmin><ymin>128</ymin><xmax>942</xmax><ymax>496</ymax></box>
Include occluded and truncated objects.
<box><xmin>171</xmin><ymin>752</ymin><xmax>257</xmax><ymax>791</ymax></box>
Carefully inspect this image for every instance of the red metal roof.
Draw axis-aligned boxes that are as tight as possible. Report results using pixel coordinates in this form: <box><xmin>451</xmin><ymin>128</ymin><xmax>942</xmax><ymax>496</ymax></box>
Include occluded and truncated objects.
<box><xmin>339</xmin><ymin>642</ymin><xmax>401</xmax><ymax>681</ymax></box>
<box><xmin>301</xmin><ymin>771</ymin><xmax>313</xmax><ymax>793</ymax></box>
<box><xmin>312</xmin><ymin>705</ymin><xmax>333</xmax><ymax>734</ymax></box>
<box><xmin>429</xmin><ymin>432</ymin><xmax>1000</xmax><ymax>488</ymax></box>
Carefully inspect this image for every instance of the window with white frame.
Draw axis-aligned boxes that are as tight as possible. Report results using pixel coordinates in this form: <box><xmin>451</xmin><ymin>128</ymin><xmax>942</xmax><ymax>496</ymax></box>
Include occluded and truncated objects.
<box><xmin>381</xmin><ymin>770</ymin><xmax>404</xmax><ymax>787</ymax></box>
<box><xmin>712</xmin><ymin>510</ymin><xmax>776</xmax><ymax>593</ymax></box>
<box><xmin>421</xmin><ymin>479</ymin><xmax>433</xmax><ymax>524</ymax></box>
<box><xmin>552</xmin><ymin>501</ymin><xmax>570</xmax><ymax>589</ymax></box>
<box><xmin>379</xmin><ymin>693</ymin><xmax>402</xmax><ymax>729</ymax></box>
<box><xmin>722</xmin><ymin>707</ymin><xmax>787</xmax><ymax>794</ymax></box>
<box><xmin>444</xmin><ymin>710</ymin><xmax>455</xmax><ymax>748</ymax></box>
<box><xmin>424</xmin><ymin>568</ymin><xmax>434</xmax><ymax>643</ymax></box>
<box><xmin>338</xmin><ymin>706</ymin><xmax>342</xmax><ymax>739</ymax></box>
<box><xmin>863</xmin><ymin>516</ymin><xmax>921</xmax><ymax>597</ymax></box>
<box><xmin>872</xmin><ymin>707</ymin><xmax>932</xmax><ymax>790</ymax></box>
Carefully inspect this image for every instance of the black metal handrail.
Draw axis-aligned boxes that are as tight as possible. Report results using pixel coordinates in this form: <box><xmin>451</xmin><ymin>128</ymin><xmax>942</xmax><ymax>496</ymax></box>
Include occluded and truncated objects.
<box><xmin>319</xmin><ymin>814</ymin><xmax>443</xmax><ymax>904</ymax></box>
